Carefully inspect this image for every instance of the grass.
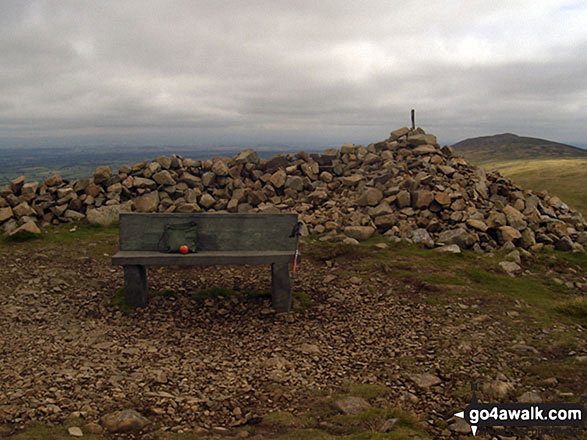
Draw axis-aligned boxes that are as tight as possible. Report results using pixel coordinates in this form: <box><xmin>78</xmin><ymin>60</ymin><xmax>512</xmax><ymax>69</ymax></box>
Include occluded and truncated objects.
<box><xmin>6</xmin><ymin>421</ymin><xmax>106</xmax><ymax>440</ymax></box>
<box><xmin>477</xmin><ymin>158</ymin><xmax>587</xmax><ymax>216</ymax></box>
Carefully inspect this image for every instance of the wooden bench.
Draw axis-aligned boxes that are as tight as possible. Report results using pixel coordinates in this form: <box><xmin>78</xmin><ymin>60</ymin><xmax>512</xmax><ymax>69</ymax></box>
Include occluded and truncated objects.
<box><xmin>112</xmin><ymin>213</ymin><xmax>298</xmax><ymax>311</ymax></box>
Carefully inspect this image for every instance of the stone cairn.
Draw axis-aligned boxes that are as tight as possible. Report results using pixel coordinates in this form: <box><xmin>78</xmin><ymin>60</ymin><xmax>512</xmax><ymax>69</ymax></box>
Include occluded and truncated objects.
<box><xmin>1</xmin><ymin>127</ymin><xmax>585</xmax><ymax>253</ymax></box>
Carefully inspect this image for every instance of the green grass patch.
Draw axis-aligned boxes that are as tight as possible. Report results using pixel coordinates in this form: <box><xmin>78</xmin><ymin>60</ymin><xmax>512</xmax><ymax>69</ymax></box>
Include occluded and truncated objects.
<box><xmin>554</xmin><ymin>298</ymin><xmax>587</xmax><ymax>326</ymax></box>
<box><xmin>110</xmin><ymin>287</ymin><xmax>132</xmax><ymax>314</ymax></box>
<box><xmin>6</xmin><ymin>422</ymin><xmax>106</xmax><ymax>439</ymax></box>
<box><xmin>262</xmin><ymin>411</ymin><xmax>300</xmax><ymax>428</ymax></box>
<box><xmin>347</xmin><ymin>383</ymin><xmax>389</xmax><ymax>400</ymax></box>
<box><xmin>41</xmin><ymin>221</ymin><xmax>119</xmax><ymax>244</ymax></box>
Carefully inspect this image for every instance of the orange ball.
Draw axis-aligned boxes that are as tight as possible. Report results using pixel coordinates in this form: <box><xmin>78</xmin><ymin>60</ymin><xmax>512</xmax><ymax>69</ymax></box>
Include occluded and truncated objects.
<box><xmin>179</xmin><ymin>245</ymin><xmax>189</xmax><ymax>254</ymax></box>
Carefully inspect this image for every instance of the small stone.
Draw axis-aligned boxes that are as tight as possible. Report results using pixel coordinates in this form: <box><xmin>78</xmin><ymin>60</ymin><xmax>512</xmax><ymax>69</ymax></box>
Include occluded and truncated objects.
<box><xmin>434</xmin><ymin>244</ymin><xmax>461</xmax><ymax>254</ymax></box>
<box><xmin>357</xmin><ymin>188</ymin><xmax>383</xmax><ymax>206</ymax></box>
<box><xmin>344</xmin><ymin>226</ymin><xmax>375</xmax><ymax>241</ymax></box>
<box><xmin>499</xmin><ymin>261</ymin><xmax>521</xmax><ymax>275</ymax></box>
<box><xmin>518</xmin><ymin>391</ymin><xmax>542</xmax><ymax>403</ymax></box>
<box><xmin>333</xmin><ymin>396</ymin><xmax>371</xmax><ymax>415</ymax></box>
<box><xmin>411</xmin><ymin>228</ymin><xmax>434</xmax><ymax>248</ymax></box>
<box><xmin>349</xmin><ymin>276</ymin><xmax>361</xmax><ymax>284</ymax></box>
<box><xmin>234</xmin><ymin>149</ymin><xmax>258</xmax><ymax>164</ymax></box>
<box><xmin>555</xmin><ymin>236</ymin><xmax>574</xmax><ymax>251</ymax></box>
<box><xmin>411</xmin><ymin>373</ymin><xmax>442</xmax><ymax>389</ymax></box>
<box><xmin>299</xmin><ymin>343</ymin><xmax>320</xmax><ymax>354</ymax></box>
<box><xmin>466</xmin><ymin>219</ymin><xmax>488</xmax><ymax>232</ymax></box>
<box><xmin>68</xmin><ymin>426</ymin><xmax>83</xmax><ymax>437</ymax></box>
<box><xmin>83</xmin><ymin>422</ymin><xmax>103</xmax><ymax>435</ymax></box>
<box><xmin>100</xmin><ymin>409</ymin><xmax>150</xmax><ymax>433</ymax></box>
<box><xmin>342</xmin><ymin>237</ymin><xmax>359</xmax><ymax>245</ymax></box>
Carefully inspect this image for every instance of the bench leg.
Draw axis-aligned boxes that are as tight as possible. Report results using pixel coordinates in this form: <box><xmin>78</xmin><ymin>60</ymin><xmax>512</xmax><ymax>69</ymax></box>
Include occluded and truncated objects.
<box><xmin>123</xmin><ymin>265</ymin><xmax>149</xmax><ymax>308</ymax></box>
<box><xmin>271</xmin><ymin>262</ymin><xmax>291</xmax><ymax>312</ymax></box>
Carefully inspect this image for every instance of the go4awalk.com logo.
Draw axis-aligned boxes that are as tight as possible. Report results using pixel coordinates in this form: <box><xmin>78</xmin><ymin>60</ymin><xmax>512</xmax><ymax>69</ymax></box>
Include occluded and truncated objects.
<box><xmin>454</xmin><ymin>385</ymin><xmax>585</xmax><ymax>436</ymax></box>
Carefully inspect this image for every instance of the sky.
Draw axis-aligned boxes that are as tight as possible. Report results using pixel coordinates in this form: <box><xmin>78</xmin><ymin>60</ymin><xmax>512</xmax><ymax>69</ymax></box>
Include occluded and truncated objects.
<box><xmin>1</xmin><ymin>0</ymin><xmax>586</xmax><ymax>149</ymax></box>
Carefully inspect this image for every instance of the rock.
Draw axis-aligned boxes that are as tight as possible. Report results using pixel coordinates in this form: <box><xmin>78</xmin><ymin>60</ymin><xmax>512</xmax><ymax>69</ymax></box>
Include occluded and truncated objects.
<box><xmin>341</xmin><ymin>174</ymin><xmax>364</xmax><ymax>186</ymax></box>
<box><xmin>357</xmin><ymin>188</ymin><xmax>383</xmax><ymax>206</ymax></box>
<box><xmin>83</xmin><ymin>422</ymin><xmax>103</xmax><ymax>435</ymax></box>
<box><xmin>68</xmin><ymin>426</ymin><xmax>83</xmax><ymax>437</ymax></box>
<box><xmin>499</xmin><ymin>261</ymin><xmax>521</xmax><ymax>275</ymax></box>
<box><xmin>234</xmin><ymin>149</ymin><xmax>258</xmax><ymax>164</ymax></box>
<box><xmin>201</xmin><ymin>172</ymin><xmax>215</xmax><ymax>187</ymax></box>
<box><xmin>10</xmin><ymin>176</ymin><xmax>26</xmax><ymax>194</ymax></box>
<box><xmin>449</xmin><ymin>418</ymin><xmax>471</xmax><ymax>434</ymax></box>
<box><xmin>341</xmin><ymin>142</ymin><xmax>355</xmax><ymax>154</ymax></box>
<box><xmin>411</xmin><ymin>228</ymin><xmax>434</xmax><ymax>247</ymax></box>
<box><xmin>434</xmin><ymin>244</ymin><xmax>461</xmax><ymax>254</ymax></box>
<box><xmin>199</xmin><ymin>193</ymin><xmax>216</xmax><ymax>209</ymax></box>
<box><xmin>413</xmin><ymin>144</ymin><xmax>437</xmax><ymax>155</ymax></box>
<box><xmin>518</xmin><ymin>391</ymin><xmax>542</xmax><ymax>403</ymax></box>
<box><xmin>342</xmin><ymin>237</ymin><xmax>359</xmax><ymax>245</ymax></box>
<box><xmin>498</xmin><ymin>226</ymin><xmax>522</xmax><ymax>244</ymax></box>
<box><xmin>520</xmin><ymin>228</ymin><xmax>536</xmax><ymax>249</ymax></box>
<box><xmin>555</xmin><ymin>236</ymin><xmax>574</xmax><ymax>251</ymax></box>
<box><xmin>93</xmin><ymin>166</ymin><xmax>112</xmax><ymax>184</ymax></box>
<box><xmin>44</xmin><ymin>174</ymin><xmax>63</xmax><ymax>187</ymax></box>
<box><xmin>133</xmin><ymin>177</ymin><xmax>157</xmax><ymax>189</ymax></box>
<box><xmin>212</xmin><ymin>159</ymin><xmax>229</xmax><ymax>177</ymax></box>
<box><xmin>64</xmin><ymin>210</ymin><xmax>85</xmax><ymax>221</ymax></box>
<box><xmin>133</xmin><ymin>191</ymin><xmax>159</xmax><ymax>213</ymax></box>
<box><xmin>321</xmin><ymin>148</ymin><xmax>339</xmax><ymax>161</ymax></box>
<box><xmin>396</xmin><ymin>190</ymin><xmax>411</xmax><ymax>208</ymax></box>
<box><xmin>20</xmin><ymin>182</ymin><xmax>39</xmax><ymax>201</ymax></box>
<box><xmin>333</xmin><ymin>396</ymin><xmax>371</xmax><ymax>415</ymax></box>
<box><xmin>412</xmin><ymin>190</ymin><xmax>434</xmax><ymax>209</ymax></box>
<box><xmin>153</xmin><ymin>155</ymin><xmax>172</xmax><ymax>169</ymax></box>
<box><xmin>299</xmin><ymin>343</ymin><xmax>320</xmax><ymax>354</ymax></box>
<box><xmin>411</xmin><ymin>373</ymin><xmax>441</xmax><ymax>389</ymax></box>
<box><xmin>379</xmin><ymin>418</ymin><xmax>399</xmax><ymax>433</ymax></box>
<box><xmin>270</xmin><ymin>169</ymin><xmax>287</xmax><ymax>188</ymax></box>
<box><xmin>152</xmin><ymin>170</ymin><xmax>176</xmax><ymax>186</ymax></box>
<box><xmin>482</xmin><ymin>380</ymin><xmax>513</xmax><ymax>400</ymax></box>
<box><xmin>0</xmin><ymin>207</ymin><xmax>13</xmax><ymax>223</ymax></box>
<box><xmin>437</xmin><ymin>228</ymin><xmax>474</xmax><ymax>249</ymax></box>
<box><xmin>8</xmin><ymin>221</ymin><xmax>41</xmax><ymax>237</ymax></box>
<box><xmin>344</xmin><ymin>226</ymin><xmax>375</xmax><ymax>241</ymax></box>
<box><xmin>389</xmin><ymin>127</ymin><xmax>409</xmax><ymax>139</ymax></box>
<box><xmin>319</xmin><ymin>171</ymin><xmax>333</xmax><ymax>183</ymax></box>
<box><xmin>285</xmin><ymin>176</ymin><xmax>304</xmax><ymax>192</ymax></box>
<box><xmin>466</xmin><ymin>219</ymin><xmax>488</xmax><ymax>232</ymax></box>
<box><xmin>12</xmin><ymin>202</ymin><xmax>35</xmax><ymax>218</ymax></box>
<box><xmin>100</xmin><ymin>409</ymin><xmax>150</xmax><ymax>433</ymax></box>
<box><xmin>87</xmin><ymin>205</ymin><xmax>121</xmax><ymax>226</ymax></box>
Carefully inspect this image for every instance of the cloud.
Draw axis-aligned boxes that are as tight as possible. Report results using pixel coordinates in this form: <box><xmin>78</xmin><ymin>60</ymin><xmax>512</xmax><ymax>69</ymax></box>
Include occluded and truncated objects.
<box><xmin>0</xmin><ymin>0</ymin><xmax>586</xmax><ymax>148</ymax></box>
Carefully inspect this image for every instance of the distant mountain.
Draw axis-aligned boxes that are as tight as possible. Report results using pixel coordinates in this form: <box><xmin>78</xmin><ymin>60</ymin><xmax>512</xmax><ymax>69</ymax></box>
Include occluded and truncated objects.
<box><xmin>451</xmin><ymin>133</ymin><xmax>587</xmax><ymax>163</ymax></box>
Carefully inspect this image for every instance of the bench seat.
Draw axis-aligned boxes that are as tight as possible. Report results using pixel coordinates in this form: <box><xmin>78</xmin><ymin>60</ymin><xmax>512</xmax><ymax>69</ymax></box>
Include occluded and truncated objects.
<box><xmin>111</xmin><ymin>212</ymin><xmax>299</xmax><ymax>311</ymax></box>
<box><xmin>112</xmin><ymin>250</ymin><xmax>295</xmax><ymax>266</ymax></box>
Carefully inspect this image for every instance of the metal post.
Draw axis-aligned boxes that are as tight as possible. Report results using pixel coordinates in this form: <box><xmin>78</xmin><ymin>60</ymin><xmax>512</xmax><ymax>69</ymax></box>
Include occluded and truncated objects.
<box><xmin>411</xmin><ymin>109</ymin><xmax>415</xmax><ymax>130</ymax></box>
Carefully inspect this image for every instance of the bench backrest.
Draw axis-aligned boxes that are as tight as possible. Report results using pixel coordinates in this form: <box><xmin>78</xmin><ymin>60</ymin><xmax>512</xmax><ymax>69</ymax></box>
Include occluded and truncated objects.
<box><xmin>119</xmin><ymin>213</ymin><xmax>298</xmax><ymax>252</ymax></box>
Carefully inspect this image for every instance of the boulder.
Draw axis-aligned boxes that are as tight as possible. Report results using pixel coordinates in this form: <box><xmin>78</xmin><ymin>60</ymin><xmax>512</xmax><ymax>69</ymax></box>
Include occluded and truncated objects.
<box><xmin>0</xmin><ymin>207</ymin><xmax>13</xmax><ymax>223</ymax></box>
<box><xmin>233</xmin><ymin>149</ymin><xmax>258</xmax><ymax>164</ymax></box>
<box><xmin>344</xmin><ymin>226</ymin><xmax>375</xmax><ymax>241</ymax></box>
<box><xmin>93</xmin><ymin>166</ymin><xmax>112</xmax><ymax>185</ymax></box>
<box><xmin>211</xmin><ymin>159</ymin><xmax>229</xmax><ymax>177</ymax></box>
<box><xmin>411</xmin><ymin>228</ymin><xmax>434</xmax><ymax>248</ymax></box>
<box><xmin>357</xmin><ymin>188</ymin><xmax>383</xmax><ymax>206</ymax></box>
<box><xmin>498</xmin><ymin>226</ymin><xmax>522</xmax><ymax>244</ymax></box>
<box><xmin>133</xmin><ymin>191</ymin><xmax>159</xmax><ymax>213</ymax></box>
<box><xmin>8</xmin><ymin>221</ymin><xmax>41</xmax><ymax>237</ymax></box>
<box><xmin>152</xmin><ymin>170</ymin><xmax>176</xmax><ymax>186</ymax></box>
<box><xmin>87</xmin><ymin>205</ymin><xmax>121</xmax><ymax>226</ymax></box>
<box><xmin>437</xmin><ymin>228</ymin><xmax>474</xmax><ymax>249</ymax></box>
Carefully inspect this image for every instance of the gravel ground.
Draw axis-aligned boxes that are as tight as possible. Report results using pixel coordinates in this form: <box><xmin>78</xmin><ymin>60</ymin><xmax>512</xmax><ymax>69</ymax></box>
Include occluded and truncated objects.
<box><xmin>0</xmin><ymin>237</ymin><xmax>585</xmax><ymax>439</ymax></box>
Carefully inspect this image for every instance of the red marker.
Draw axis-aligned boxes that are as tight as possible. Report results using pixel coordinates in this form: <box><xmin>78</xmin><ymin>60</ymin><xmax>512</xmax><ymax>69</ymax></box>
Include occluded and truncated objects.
<box><xmin>179</xmin><ymin>245</ymin><xmax>189</xmax><ymax>254</ymax></box>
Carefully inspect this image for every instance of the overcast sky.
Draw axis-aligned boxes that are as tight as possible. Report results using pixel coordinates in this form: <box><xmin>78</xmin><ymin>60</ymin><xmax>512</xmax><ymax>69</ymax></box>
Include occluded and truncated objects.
<box><xmin>1</xmin><ymin>0</ymin><xmax>586</xmax><ymax>149</ymax></box>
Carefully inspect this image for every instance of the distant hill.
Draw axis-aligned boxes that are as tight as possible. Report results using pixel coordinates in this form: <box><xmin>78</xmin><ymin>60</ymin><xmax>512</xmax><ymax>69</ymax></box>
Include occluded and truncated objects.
<box><xmin>452</xmin><ymin>133</ymin><xmax>587</xmax><ymax>216</ymax></box>
<box><xmin>452</xmin><ymin>133</ymin><xmax>587</xmax><ymax>163</ymax></box>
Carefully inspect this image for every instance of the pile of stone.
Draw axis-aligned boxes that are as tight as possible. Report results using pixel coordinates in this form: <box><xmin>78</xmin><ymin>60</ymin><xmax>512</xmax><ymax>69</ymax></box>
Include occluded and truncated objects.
<box><xmin>1</xmin><ymin>127</ymin><xmax>585</xmax><ymax>253</ymax></box>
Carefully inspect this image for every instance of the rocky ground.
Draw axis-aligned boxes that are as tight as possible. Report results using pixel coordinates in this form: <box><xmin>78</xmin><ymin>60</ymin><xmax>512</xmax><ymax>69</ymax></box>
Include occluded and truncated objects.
<box><xmin>0</xmin><ymin>225</ymin><xmax>585</xmax><ymax>439</ymax></box>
